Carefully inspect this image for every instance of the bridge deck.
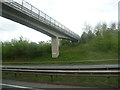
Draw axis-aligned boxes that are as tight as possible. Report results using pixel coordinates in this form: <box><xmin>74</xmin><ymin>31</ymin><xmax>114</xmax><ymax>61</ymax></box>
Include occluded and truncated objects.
<box><xmin>1</xmin><ymin>0</ymin><xmax>80</xmax><ymax>42</ymax></box>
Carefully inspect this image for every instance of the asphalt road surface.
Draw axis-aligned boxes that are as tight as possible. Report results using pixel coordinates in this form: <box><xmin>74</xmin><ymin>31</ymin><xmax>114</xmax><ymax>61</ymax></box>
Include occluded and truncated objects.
<box><xmin>1</xmin><ymin>79</ymin><xmax>119</xmax><ymax>90</ymax></box>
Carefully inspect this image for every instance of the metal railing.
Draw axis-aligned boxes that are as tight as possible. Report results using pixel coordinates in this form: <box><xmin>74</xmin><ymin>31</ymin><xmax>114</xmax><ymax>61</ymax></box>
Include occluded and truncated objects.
<box><xmin>1</xmin><ymin>0</ymin><xmax>80</xmax><ymax>40</ymax></box>
<box><xmin>2</xmin><ymin>68</ymin><xmax>119</xmax><ymax>77</ymax></box>
<box><xmin>2</xmin><ymin>65</ymin><xmax>119</xmax><ymax>82</ymax></box>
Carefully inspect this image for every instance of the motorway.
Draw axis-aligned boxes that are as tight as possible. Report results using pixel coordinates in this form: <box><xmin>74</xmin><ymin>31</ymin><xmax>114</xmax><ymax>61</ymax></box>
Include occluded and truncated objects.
<box><xmin>1</xmin><ymin>80</ymin><xmax>119</xmax><ymax>90</ymax></box>
<box><xmin>1</xmin><ymin>80</ymin><xmax>80</xmax><ymax>90</ymax></box>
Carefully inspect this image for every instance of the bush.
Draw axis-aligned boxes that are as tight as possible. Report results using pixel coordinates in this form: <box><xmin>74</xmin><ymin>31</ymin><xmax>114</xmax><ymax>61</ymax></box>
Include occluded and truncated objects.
<box><xmin>2</xmin><ymin>38</ymin><xmax>51</xmax><ymax>60</ymax></box>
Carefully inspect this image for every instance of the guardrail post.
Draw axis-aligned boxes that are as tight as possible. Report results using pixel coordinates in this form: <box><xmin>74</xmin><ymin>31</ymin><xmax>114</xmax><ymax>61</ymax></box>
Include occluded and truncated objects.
<box><xmin>107</xmin><ymin>76</ymin><xmax>110</xmax><ymax>85</ymax></box>
<box><xmin>51</xmin><ymin>37</ymin><xmax>59</xmax><ymax>58</ymax></box>
<box><xmin>5</xmin><ymin>72</ymin><xmax>8</xmax><ymax>76</ymax></box>
<box><xmin>14</xmin><ymin>72</ymin><xmax>17</xmax><ymax>78</ymax></box>
<box><xmin>50</xmin><ymin>75</ymin><xmax>54</xmax><ymax>82</ymax></box>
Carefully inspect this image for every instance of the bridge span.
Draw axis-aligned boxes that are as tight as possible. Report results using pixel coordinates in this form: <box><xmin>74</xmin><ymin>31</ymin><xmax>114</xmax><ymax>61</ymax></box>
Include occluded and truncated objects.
<box><xmin>0</xmin><ymin>0</ymin><xmax>80</xmax><ymax>58</ymax></box>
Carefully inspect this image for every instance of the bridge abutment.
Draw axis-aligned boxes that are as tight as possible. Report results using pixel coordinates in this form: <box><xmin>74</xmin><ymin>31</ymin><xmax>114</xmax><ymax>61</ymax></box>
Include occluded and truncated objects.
<box><xmin>51</xmin><ymin>37</ymin><xmax>59</xmax><ymax>58</ymax></box>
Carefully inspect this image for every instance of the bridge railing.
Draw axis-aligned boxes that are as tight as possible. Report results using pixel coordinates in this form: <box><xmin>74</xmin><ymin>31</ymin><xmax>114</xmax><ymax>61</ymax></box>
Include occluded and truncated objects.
<box><xmin>1</xmin><ymin>0</ymin><xmax>80</xmax><ymax>40</ymax></box>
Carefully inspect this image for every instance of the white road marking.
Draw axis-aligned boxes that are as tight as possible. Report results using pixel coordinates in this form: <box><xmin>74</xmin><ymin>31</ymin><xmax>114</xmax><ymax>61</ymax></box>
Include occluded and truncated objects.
<box><xmin>0</xmin><ymin>83</ymin><xmax>32</xmax><ymax>89</ymax></box>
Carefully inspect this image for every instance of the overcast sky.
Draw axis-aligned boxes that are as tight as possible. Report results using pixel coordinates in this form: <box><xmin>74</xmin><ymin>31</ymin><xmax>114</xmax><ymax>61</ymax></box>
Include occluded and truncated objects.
<box><xmin>0</xmin><ymin>0</ymin><xmax>119</xmax><ymax>42</ymax></box>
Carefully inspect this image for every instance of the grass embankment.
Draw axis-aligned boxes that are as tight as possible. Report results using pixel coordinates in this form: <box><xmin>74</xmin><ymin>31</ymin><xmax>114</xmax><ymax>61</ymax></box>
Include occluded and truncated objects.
<box><xmin>2</xmin><ymin>72</ymin><xmax>119</xmax><ymax>88</ymax></box>
<box><xmin>2</xmin><ymin>52</ymin><xmax>118</xmax><ymax>66</ymax></box>
<box><xmin>3</xmin><ymin>44</ymin><xmax>118</xmax><ymax>65</ymax></box>
<box><xmin>3</xmin><ymin>42</ymin><xmax>118</xmax><ymax>65</ymax></box>
<box><xmin>2</xmin><ymin>23</ymin><xmax>119</xmax><ymax>65</ymax></box>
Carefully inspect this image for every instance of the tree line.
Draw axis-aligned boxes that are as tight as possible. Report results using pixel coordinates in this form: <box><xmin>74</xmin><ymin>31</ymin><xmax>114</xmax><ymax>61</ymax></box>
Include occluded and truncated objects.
<box><xmin>2</xmin><ymin>22</ymin><xmax>119</xmax><ymax>60</ymax></box>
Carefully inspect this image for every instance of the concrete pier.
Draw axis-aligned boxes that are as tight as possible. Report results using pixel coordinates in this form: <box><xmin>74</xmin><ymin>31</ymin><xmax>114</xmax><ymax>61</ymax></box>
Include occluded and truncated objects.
<box><xmin>51</xmin><ymin>37</ymin><xmax>59</xmax><ymax>58</ymax></box>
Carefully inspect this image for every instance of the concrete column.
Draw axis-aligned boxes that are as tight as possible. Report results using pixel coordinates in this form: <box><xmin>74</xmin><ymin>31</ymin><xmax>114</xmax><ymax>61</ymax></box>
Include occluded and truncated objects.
<box><xmin>51</xmin><ymin>37</ymin><xmax>59</xmax><ymax>58</ymax></box>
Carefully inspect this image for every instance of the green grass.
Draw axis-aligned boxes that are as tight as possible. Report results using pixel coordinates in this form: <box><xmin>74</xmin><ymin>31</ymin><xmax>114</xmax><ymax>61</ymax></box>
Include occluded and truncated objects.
<box><xmin>2</xmin><ymin>72</ymin><xmax>119</xmax><ymax>88</ymax></box>
<box><xmin>3</xmin><ymin>44</ymin><xmax>118</xmax><ymax>65</ymax></box>
<box><xmin>2</xmin><ymin>60</ymin><xmax>118</xmax><ymax>65</ymax></box>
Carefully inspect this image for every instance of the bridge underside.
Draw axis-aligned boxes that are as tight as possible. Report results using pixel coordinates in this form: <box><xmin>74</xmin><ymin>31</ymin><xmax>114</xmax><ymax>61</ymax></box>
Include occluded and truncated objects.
<box><xmin>1</xmin><ymin>2</ymin><xmax>80</xmax><ymax>58</ymax></box>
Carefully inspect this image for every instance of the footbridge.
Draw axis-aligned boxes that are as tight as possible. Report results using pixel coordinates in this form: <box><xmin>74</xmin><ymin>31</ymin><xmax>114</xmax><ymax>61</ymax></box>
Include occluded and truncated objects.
<box><xmin>0</xmin><ymin>0</ymin><xmax>80</xmax><ymax>58</ymax></box>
